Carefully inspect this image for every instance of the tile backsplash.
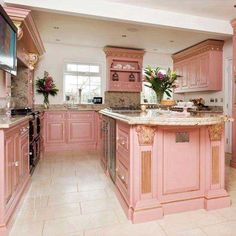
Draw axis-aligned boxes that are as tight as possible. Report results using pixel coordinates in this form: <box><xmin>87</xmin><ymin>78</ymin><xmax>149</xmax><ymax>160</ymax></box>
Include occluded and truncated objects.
<box><xmin>104</xmin><ymin>91</ymin><xmax>140</xmax><ymax>108</ymax></box>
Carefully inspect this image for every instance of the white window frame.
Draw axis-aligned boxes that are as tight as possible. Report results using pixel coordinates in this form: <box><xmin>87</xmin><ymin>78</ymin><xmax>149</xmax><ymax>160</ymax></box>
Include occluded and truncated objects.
<box><xmin>63</xmin><ymin>61</ymin><xmax>103</xmax><ymax>104</ymax></box>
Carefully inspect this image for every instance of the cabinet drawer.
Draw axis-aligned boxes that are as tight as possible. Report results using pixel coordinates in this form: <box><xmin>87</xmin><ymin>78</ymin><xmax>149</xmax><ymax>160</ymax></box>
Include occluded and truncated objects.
<box><xmin>116</xmin><ymin>159</ymin><xmax>129</xmax><ymax>203</ymax></box>
<box><xmin>68</xmin><ymin>112</ymin><xmax>94</xmax><ymax>120</ymax></box>
<box><xmin>117</xmin><ymin>150</ymin><xmax>129</xmax><ymax>168</ymax></box>
<box><xmin>117</xmin><ymin>127</ymin><xmax>129</xmax><ymax>155</ymax></box>
<box><xmin>46</xmin><ymin>112</ymin><xmax>66</xmax><ymax>120</ymax></box>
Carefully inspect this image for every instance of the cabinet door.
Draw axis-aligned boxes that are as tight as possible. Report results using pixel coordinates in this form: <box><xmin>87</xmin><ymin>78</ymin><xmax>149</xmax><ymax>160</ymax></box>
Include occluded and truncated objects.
<box><xmin>199</xmin><ymin>54</ymin><xmax>209</xmax><ymax>87</ymax></box>
<box><xmin>5</xmin><ymin>135</ymin><xmax>14</xmax><ymax>204</ymax></box>
<box><xmin>67</xmin><ymin>120</ymin><xmax>94</xmax><ymax>143</ymax></box>
<box><xmin>189</xmin><ymin>58</ymin><xmax>200</xmax><ymax>88</ymax></box>
<box><xmin>233</xmin><ymin>35</ymin><xmax>236</xmax><ymax>77</ymax></box>
<box><xmin>182</xmin><ymin>62</ymin><xmax>189</xmax><ymax>89</ymax></box>
<box><xmin>46</xmin><ymin>121</ymin><xmax>66</xmax><ymax>144</ymax></box>
<box><xmin>13</xmin><ymin>133</ymin><xmax>20</xmax><ymax>191</ymax></box>
<box><xmin>20</xmin><ymin>132</ymin><xmax>29</xmax><ymax>180</ymax></box>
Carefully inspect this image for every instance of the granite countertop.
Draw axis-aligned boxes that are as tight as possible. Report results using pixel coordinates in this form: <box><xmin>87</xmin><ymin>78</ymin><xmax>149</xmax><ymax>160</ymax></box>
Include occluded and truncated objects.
<box><xmin>100</xmin><ymin>109</ymin><xmax>229</xmax><ymax>126</ymax></box>
<box><xmin>0</xmin><ymin>115</ymin><xmax>31</xmax><ymax>129</ymax></box>
<box><xmin>35</xmin><ymin>104</ymin><xmax>107</xmax><ymax>112</ymax></box>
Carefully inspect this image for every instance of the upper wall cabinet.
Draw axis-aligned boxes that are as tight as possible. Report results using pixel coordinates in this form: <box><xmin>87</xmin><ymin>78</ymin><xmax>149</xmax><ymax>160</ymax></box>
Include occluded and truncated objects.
<box><xmin>104</xmin><ymin>47</ymin><xmax>145</xmax><ymax>92</ymax></box>
<box><xmin>172</xmin><ymin>39</ymin><xmax>224</xmax><ymax>93</ymax></box>
<box><xmin>231</xmin><ymin>19</ymin><xmax>236</xmax><ymax>77</ymax></box>
<box><xmin>4</xmin><ymin>7</ymin><xmax>45</xmax><ymax>70</ymax></box>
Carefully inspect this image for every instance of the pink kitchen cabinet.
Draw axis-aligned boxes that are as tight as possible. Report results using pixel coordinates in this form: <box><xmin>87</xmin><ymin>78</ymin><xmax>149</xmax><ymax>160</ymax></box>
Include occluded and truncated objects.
<box><xmin>233</xmin><ymin>35</ymin><xmax>236</xmax><ymax>77</ymax></box>
<box><xmin>0</xmin><ymin>120</ymin><xmax>30</xmax><ymax>236</ymax></box>
<box><xmin>231</xmin><ymin>20</ymin><xmax>236</xmax><ymax>77</ymax></box>
<box><xmin>172</xmin><ymin>39</ymin><xmax>224</xmax><ymax>93</ymax></box>
<box><xmin>46</xmin><ymin>121</ymin><xmax>66</xmax><ymax>144</ymax></box>
<box><xmin>67</xmin><ymin>112</ymin><xmax>95</xmax><ymax>143</ymax></box>
<box><xmin>104</xmin><ymin>47</ymin><xmax>145</xmax><ymax>92</ymax></box>
<box><xmin>109</xmin><ymin>120</ymin><xmax>229</xmax><ymax>223</ymax></box>
<box><xmin>44</xmin><ymin>111</ymin><xmax>99</xmax><ymax>152</ymax></box>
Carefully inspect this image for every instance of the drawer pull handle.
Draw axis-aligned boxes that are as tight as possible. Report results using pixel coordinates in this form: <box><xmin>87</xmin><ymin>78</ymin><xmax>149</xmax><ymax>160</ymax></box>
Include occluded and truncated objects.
<box><xmin>117</xmin><ymin>172</ymin><xmax>127</xmax><ymax>188</ymax></box>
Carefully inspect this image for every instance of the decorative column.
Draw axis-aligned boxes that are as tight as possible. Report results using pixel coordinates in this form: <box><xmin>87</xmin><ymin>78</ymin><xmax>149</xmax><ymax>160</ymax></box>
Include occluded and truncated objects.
<box><xmin>205</xmin><ymin>123</ymin><xmax>230</xmax><ymax>210</ymax></box>
<box><xmin>131</xmin><ymin>125</ymin><xmax>163</xmax><ymax>223</ymax></box>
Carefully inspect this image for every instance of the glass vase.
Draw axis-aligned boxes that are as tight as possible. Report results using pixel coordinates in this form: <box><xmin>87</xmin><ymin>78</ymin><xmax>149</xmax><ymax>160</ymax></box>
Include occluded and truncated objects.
<box><xmin>155</xmin><ymin>91</ymin><xmax>164</xmax><ymax>105</ymax></box>
<box><xmin>43</xmin><ymin>94</ymin><xmax>49</xmax><ymax>109</ymax></box>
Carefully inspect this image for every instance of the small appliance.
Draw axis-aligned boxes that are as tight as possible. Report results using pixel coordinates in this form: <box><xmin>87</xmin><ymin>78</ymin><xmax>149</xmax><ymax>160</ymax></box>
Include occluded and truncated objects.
<box><xmin>93</xmin><ymin>97</ymin><xmax>103</xmax><ymax>104</ymax></box>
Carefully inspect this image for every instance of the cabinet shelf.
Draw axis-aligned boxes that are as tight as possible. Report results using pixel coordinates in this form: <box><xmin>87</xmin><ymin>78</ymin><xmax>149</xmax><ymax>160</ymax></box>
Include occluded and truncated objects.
<box><xmin>110</xmin><ymin>68</ymin><xmax>141</xmax><ymax>73</ymax></box>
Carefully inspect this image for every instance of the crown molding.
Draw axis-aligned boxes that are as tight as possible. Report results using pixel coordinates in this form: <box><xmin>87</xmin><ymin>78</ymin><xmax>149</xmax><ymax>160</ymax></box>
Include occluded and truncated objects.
<box><xmin>172</xmin><ymin>39</ymin><xmax>224</xmax><ymax>63</ymax></box>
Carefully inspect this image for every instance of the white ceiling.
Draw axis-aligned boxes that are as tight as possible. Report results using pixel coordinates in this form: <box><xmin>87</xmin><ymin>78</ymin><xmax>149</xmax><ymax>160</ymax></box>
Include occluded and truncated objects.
<box><xmin>107</xmin><ymin>0</ymin><xmax>236</xmax><ymax>21</ymax></box>
<box><xmin>33</xmin><ymin>11</ymin><xmax>229</xmax><ymax>54</ymax></box>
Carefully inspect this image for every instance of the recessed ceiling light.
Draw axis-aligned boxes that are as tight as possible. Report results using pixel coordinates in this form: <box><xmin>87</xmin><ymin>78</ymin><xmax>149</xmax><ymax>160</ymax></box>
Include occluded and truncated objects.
<box><xmin>122</xmin><ymin>34</ymin><xmax>127</xmax><ymax>38</ymax></box>
<box><xmin>127</xmin><ymin>28</ymin><xmax>138</xmax><ymax>32</ymax></box>
<box><xmin>53</xmin><ymin>26</ymin><xmax>59</xmax><ymax>29</ymax></box>
<box><xmin>55</xmin><ymin>39</ymin><xmax>61</xmax><ymax>42</ymax></box>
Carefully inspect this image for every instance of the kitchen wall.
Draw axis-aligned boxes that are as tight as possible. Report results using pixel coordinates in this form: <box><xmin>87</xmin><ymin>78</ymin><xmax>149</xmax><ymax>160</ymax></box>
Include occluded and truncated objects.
<box><xmin>174</xmin><ymin>39</ymin><xmax>232</xmax><ymax>107</ymax></box>
<box><xmin>34</xmin><ymin>42</ymin><xmax>173</xmax><ymax>104</ymax></box>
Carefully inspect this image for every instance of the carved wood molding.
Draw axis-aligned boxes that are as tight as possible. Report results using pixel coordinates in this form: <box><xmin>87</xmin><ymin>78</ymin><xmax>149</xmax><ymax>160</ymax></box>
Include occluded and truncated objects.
<box><xmin>208</xmin><ymin>123</ymin><xmax>224</xmax><ymax>141</ymax></box>
<box><xmin>13</xmin><ymin>21</ymin><xmax>23</xmax><ymax>40</ymax></box>
<box><xmin>136</xmin><ymin>125</ymin><xmax>156</xmax><ymax>145</ymax></box>
<box><xmin>4</xmin><ymin>7</ymin><xmax>45</xmax><ymax>55</ymax></box>
<box><xmin>231</xmin><ymin>19</ymin><xmax>236</xmax><ymax>32</ymax></box>
<box><xmin>172</xmin><ymin>39</ymin><xmax>224</xmax><ymax>63</ymax></box>
<box><xmin>104</xmin><ymin>47</ymin><xmax>145</xmax><ymax>59</ymax></box>
<box><xmin>28</xmin><ymin>53</ymin><xmax>39</xmax><ymax>70</ymax></box>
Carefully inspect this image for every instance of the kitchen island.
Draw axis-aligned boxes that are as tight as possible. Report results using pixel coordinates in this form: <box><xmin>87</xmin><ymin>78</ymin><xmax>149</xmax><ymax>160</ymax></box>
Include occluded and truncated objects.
<box><xmin>100</xmin><ymin>108</ymin><xmax>231</xmax><ymax>223</ymax></box>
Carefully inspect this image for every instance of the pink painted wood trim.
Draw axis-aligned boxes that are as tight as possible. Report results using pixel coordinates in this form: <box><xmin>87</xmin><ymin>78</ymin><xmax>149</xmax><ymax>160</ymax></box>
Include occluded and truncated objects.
<box><xmin>112</xmin><ymin>121</ymin><xmax>230</xmax><ymax>223</ymax></box>
<box><xmin>43</xmin><ymin>111</ymin><xmax>99</xmax><ymax>153</ymax></box>
<box><xmin>0</xmin><ymin>120</ymin><xmax>30</xmax><ymax>235</ymax></box>
<box><xmin>4</xmin><ymin>7</ymin><xmax>45</xmax><ymax>55</ymax></box>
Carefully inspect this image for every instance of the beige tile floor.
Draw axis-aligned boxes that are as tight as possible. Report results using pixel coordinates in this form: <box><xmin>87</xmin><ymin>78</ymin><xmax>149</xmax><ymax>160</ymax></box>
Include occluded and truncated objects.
<box><xmin>9</xmin><ymin>152</ymin><xmax>236</xmax><ymax>236</ymax></box>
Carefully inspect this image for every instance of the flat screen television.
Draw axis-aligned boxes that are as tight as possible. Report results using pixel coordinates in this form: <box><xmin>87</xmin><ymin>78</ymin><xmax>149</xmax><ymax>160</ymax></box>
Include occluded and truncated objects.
<box><xmin>0</xmin><ymin>5</ymin><xmax>17</xmax><ymax>75</ymax></box>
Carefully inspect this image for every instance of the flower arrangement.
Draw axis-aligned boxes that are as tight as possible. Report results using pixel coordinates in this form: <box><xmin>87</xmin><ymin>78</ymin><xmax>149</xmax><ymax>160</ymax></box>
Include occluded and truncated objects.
<box><xmin>36</xmin><ymin>71</ymin><xmax>59</xmax><ymax>108</ymax></box>
<box><xmin>143</xmin><ymin>66</ymin><xmax>180</xmax><ymax>103</ymax></box>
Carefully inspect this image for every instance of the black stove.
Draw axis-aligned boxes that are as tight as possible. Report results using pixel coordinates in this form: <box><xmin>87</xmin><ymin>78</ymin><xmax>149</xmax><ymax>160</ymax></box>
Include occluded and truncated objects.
<box><xmin>11</xmin><ymin>108</ymin><xmax>42</xmax><ymax>174</ymax></box>
<box><xmin>11</xmin><ymin>107</ymin><xmax>33</xmax><ymax>116</ymax></box>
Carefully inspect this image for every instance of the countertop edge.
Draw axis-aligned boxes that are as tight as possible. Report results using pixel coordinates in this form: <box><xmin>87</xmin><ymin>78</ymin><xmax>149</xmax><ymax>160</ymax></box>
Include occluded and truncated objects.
<box><xmin>99</xmin><ymin>110</ymin><xmax>226</xmax><ymax>126</ymax></box>
<box><xmin>0</xmin><ymin>116</ymin><xmax>32</xmax><ymax>129</ymax></box>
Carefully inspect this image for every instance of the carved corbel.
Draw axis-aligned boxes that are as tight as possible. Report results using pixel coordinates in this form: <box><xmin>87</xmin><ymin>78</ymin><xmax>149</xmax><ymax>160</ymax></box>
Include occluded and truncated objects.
<box><xmin>208</xmin><ymin>123</ymin><xmax>224</xmax><ymax>141</ymax></box>
<box><xmin>13</xmin><ymin>21</ymin><xmax>23</xmax><ymax>40</ymax></box>
<box><xmin>28</xmin><ymin>53</ymin><xmax>39</xmax><ymax>70</ymax></box>
<box><xmin>136</xmin><ymin>125</ymin><xmax>156</xmax><ymax>145</ymax></box>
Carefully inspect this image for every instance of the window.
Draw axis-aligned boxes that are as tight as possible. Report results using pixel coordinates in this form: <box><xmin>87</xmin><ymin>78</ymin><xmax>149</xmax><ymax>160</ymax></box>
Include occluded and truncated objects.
<box><xmin>141</xmin><ymin>81</ymin><xmax>158</xmax><ymax>103</ymax></box>
<box><xmin>64</xmin><ymin>62</ymin><xmax>102</xmax><ymax>104</ymax></box>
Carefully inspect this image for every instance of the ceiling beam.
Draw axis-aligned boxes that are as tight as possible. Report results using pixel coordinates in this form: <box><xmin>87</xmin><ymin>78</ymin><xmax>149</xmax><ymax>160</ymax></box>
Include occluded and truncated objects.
<box><xmin>3</xmin><ymin>0</ymin><xmax>233</xmax><ymax>35</ymax></box>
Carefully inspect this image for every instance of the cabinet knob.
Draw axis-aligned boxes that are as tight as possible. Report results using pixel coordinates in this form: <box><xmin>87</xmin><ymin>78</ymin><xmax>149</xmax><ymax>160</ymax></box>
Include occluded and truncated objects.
<box><xmin>15</xmin><ymin>161</ymin><xmax>19</xmax><ymax>167</ymax></box>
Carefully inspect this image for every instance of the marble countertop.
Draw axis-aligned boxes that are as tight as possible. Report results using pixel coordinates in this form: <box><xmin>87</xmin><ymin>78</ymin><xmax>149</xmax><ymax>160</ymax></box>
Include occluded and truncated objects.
<box><xmin>0</xmin><ymin>115</ymin><xmax>31</xmax><ymax>129</ymax></box>
<box><xmin>36</xmin><ymin>104</ymin><xmax>107</xmax><ymax>112</ymax></box>
<box><xmin>100</xmin><ymin>109</ymin><xmax>229</xmax><ymax>126</ymax></box>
